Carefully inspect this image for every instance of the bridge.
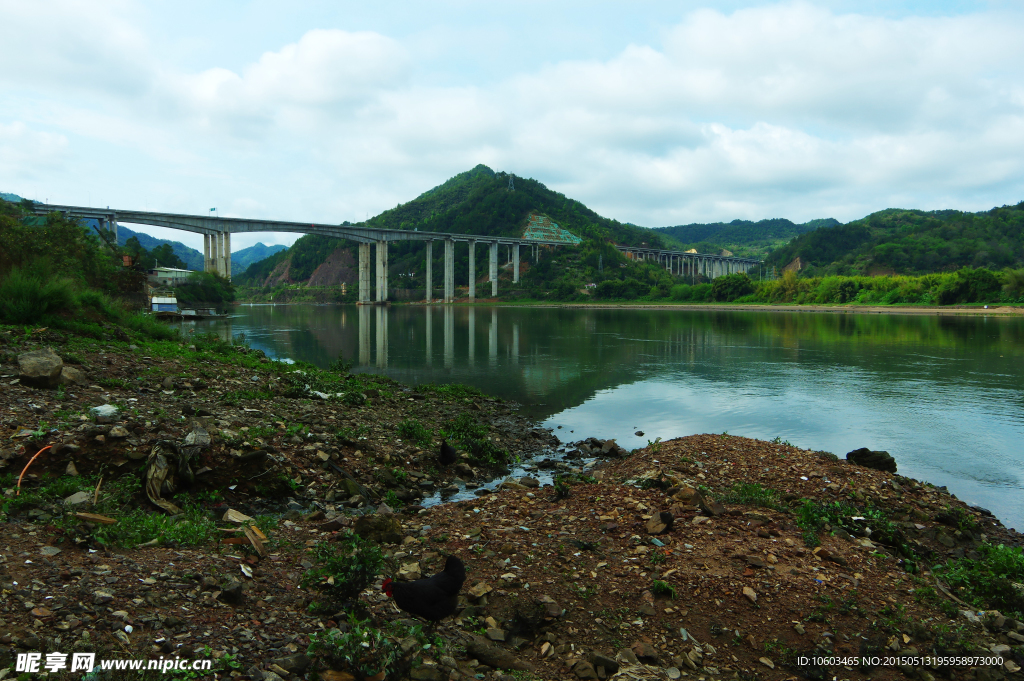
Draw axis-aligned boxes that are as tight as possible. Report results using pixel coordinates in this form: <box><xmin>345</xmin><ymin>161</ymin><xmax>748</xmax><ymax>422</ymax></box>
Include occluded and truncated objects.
<box><xmin>31</xmin><ymin>203</ymin><xmax>763</xmax><ymax>302</ymax></box>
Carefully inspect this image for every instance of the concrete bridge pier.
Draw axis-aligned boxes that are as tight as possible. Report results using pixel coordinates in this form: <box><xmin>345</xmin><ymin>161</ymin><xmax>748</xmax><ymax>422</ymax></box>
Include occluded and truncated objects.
<box><xmin>513</xmin><ymin>244</ymin><xmax>520</xmax><ymax>283</ymax></box>
<box><xmin>223</xmin><ymin>231</ymin><xmax>231</xmax><ymax>280</ymax></box>
<box><xmin>203</xmin><ymin>233</ymin><xmax>212</xmax><ymax>273</ymax></box>
<box><xmin>489</xmin><ymin>242</ymin><xmax>498</xmax><ymax>297</ymax></box>
<box><xmin>425</xmin><ymin>240</ymin><xmax>433</xmax><ymax>302</ymax></box>
<box><xmin>468</xmin><ymin>240</ymin><xmax>476</xmax><ymax>300</ymax></box>
<box><xmin>358</xmin><ymin>243</ymin><xmax>371</xmax><ymax>303</ymax></box>
<box><xmin>375</xmin><ymin>240</ymin><xmax>388</xmax><ymax>303</ymax></box>
<box><xmin>444</xmin><ymin>238</ymin><xmax>455</xmax><ymax>302</ymax></box>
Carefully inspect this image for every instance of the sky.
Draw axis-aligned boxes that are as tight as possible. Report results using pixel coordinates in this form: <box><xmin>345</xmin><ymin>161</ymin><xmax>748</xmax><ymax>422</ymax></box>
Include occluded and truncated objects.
<box><xmin>2</xmin><ymin>0</ymin><xmax>1023</xmax><ymax>253</ymax></box>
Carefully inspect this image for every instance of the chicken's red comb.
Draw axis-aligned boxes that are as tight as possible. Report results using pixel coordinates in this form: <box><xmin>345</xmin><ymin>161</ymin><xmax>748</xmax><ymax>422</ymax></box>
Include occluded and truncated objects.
<box><xmin>381</xmin><ymin>578</ymin><xmax>393</xmax><ymax>595</ymax></box>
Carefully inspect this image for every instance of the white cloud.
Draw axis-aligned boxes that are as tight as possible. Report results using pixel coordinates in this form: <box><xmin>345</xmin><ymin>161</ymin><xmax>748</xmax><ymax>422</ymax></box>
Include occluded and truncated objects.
<box><xmin>0</xmin><ymin>121</ymin><xmax>69</xmax><ymax>183</ymax></box>
<box><xmin>1</xmin><ymin>1</ymin><xmax>1023</xmax><ymax>229</ymax></box>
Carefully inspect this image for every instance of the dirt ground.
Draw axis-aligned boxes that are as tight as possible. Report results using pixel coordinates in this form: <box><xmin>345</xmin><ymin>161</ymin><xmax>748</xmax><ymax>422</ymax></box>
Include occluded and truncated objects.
<box><xmin>0</xmin><ymin>328</ymin><xmax>1021</xmax><ymax>681</ymax></box>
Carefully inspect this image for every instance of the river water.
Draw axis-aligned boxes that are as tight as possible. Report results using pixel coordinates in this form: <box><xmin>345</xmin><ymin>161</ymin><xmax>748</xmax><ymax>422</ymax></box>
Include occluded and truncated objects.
<box><xmin>180</xmin><ymin>304</ymin><xmax>1024</xmax><ymax>530</ymax></box>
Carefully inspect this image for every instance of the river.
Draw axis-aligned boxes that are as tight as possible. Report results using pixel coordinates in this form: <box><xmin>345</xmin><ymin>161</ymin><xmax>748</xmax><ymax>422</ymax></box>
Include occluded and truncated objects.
<box><xmin>178</xmin><ymin>304</ymin><xmax>1024</xmax><ymax>531</ymax></box>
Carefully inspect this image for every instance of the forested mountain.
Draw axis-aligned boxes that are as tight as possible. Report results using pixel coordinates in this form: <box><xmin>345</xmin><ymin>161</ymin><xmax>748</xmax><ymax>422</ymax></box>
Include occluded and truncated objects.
<box><xmin>654</xmin><ymin>218</ymin><xmax>837</xmax><ymax>258</ymax></box>
<box><xmin>765</xmin><ymin>202</ymin><xmax>1024</xmax><ymax>275</ymax></box>
<box><xmin>236</xmin><ymin>165</ymin><xmax>672</xmax><ymax>293</ymax></box>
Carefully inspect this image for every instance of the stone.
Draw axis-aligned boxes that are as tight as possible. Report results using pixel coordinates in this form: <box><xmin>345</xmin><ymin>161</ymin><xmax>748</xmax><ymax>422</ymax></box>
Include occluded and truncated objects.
<box><xmin>573</xmin><ymin>661</ymin><xmax>597</xmax><ymax>679</ymax></box>
<box><xmin>485</xmin><ymin>628</ymin><xmax>505</xmax><ymax>641</ymax></box>
<box><xmin>219</xmin><ymin>580</ymin><xmax>244</xmax><ymax>605</ymax></box>
<box><xmin>108</xmin><ymin>426</ymin><xmax>130</xmax><ymax>438</ymax></box>
<box><xmin>409</xmin><ymin>667</ymin><xmax>443</xmax><ymax>681</ymax></box>
<box><xmin>66</xmin><ymin>461</ymin><xmax>79</xmax><ymax>476</ymax></box>
<box><xmin>398</xmin><ymin>562</ymin><xmax>422</xmax><ymax>581</ymax></box>
<box><xmin>631</xmin><ymin>641</ymin><xmax>659</xmax><ymax>664</ymax></box>
<box><xmin>645</xmin><ymin>512</ymin><xmax>674</xmax><ymax>535</ymax></box>
<box><xmin>696</xmin><ymin>489</ymin><xmax>726</xmax><ymax>516</ymax></box>
<box><xmin>589</xmin><ymin>653</ymin><xmax>619</xmax><ymax>676</ymax></box>
<box><xmin>846</xmin><ymin>447</ymin><xmax>897</xmax><ymax>473</ymax></box>
<box><xmin>672</xmin><ymin>486</ymin><xmax>699</xmax><ymax>505</ymax></box>
<box><xmin>39</xmin><ymin>546</ymin><xmax>61</xmax><ymax>557</ymax></box>
<box><xmin>271</xmin><ymin>654</ymin><xmax>310</xmax><ymax>673</ymax></box>
<box><xmin>353</xmin><ymin>513</ymin><xmax>403</xmax><ymax>544</ymax></box>
<box><xmin>64</xmin><ymin>491</ymin><xmax>92</xmax><ymax>506</ymax></box>
<box><xmin>616</xmin><ymin>649</ymin><xmax>639</xmax><ymax>666</ymax></box>
<box><xmin>18</xmin><ymin>348</ymin><xmax>63</xmax><ymax>388</ymax></box>
<box><xmin>745</xmin><ymin>555</ymin><xmax>766</xmax><ymax>568</ymax></box>
<box><xmin>794</xmin><ymin>623</ymin><xmax>806</xmax><ymax>635</ymax></box>
<box><xmin>519</xmin><ymin>477</ymin><xmax>539</xmax><ymax>488</ymax></box>
<box><xmin>468</xmin><ymin>582</ymin><xmax>493</xmax><ymax>600</ymax></box>
<box><xmin>759</xmin><ymin>657</ymin><xmax>775</xmax><ymax>669</ymax></box>
<box><xmin>465</xmin><ymin>636</ymin><xmax>537</xmax><ymax>673</ymax></box>
<box><xmin>161</xmin><ymin>376</ymin><xmax>176</xmax><ymax>390</ymax></box>
<box><xmin>742</xmin><ymin>586</ymin><xmax>757</xmax><ymax>604</ymax></box>
<box><xmin>59</xmin><ymin>366</ymin><xmax>87</xmax><ymax>386</ymax></box>
<box><xmin>93</xmin><ymin>590</ymin><xmax>113</xmax><ymax>604</ymax></box>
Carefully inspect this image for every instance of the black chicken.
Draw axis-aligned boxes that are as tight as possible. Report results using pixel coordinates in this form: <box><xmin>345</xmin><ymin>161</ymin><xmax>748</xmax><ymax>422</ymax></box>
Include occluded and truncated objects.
<box><xmin>382</xmin><ymin>555</ymin><xmax>465</xmax><ymax>623</ymax></box>
<box><xmin>439</xmin><ymin>439</ymin><xmax>458</xmax><ymax>466</ymax></box>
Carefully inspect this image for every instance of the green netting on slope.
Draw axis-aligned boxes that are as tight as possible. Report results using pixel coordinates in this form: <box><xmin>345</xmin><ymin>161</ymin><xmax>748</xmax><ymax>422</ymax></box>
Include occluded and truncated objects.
<box><xmin>522</xmin><ymin>213</ymin><xmax>582</xmax><ymax>244</ymax></box>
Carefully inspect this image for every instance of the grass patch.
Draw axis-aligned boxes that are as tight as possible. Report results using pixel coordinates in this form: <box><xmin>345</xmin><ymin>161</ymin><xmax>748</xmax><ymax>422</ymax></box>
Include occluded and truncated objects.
<box><xmin>307</xmin><ymin>615</ymin><xmax>400</xmax><ymax>680</ymax></box>
<box><xmin>396</xmin><ymin>419</ymin><xmax>433</xmax><ymax>446</ymax></box>
<box><xmin>92</xmin><ymin>499</ymin><xmax>217</xmax><ymax>548</ymax></box>
<box><xmin>721</xmin><ymin>482</ymin><xmax>782</xmax><ymax>509</ymax></box>
<box><xmin>936</xmin><ymin>543</ymin><xmax>1024</xmax><ymax>617</ymax></box>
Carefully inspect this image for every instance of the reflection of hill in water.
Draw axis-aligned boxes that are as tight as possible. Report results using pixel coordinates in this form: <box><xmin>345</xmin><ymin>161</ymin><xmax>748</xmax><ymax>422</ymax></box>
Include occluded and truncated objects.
<box><xmin>192</xmin><ymin>305</ymin><xmax>1024</xmax><ymax>422</ymax></box>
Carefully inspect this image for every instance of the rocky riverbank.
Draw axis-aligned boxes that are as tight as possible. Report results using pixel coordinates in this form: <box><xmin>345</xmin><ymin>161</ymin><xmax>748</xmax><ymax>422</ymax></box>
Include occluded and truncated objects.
<box><xmin>0</xmin><ymin>325</ymin><xmax>1021</xmax><ymax>681</ymax></box>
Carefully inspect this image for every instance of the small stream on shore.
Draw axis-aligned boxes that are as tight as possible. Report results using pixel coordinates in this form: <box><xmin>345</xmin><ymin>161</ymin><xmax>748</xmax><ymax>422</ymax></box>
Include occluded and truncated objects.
<box><xmin>179</xmin><ymin>304</ymin><xmax>1024</xmax><ymax>530</ymax></box>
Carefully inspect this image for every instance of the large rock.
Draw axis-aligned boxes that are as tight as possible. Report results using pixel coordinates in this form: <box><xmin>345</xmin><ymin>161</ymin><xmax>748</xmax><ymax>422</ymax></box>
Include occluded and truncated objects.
<box><xmin>18</xmin><ymin>348</ymin><xmax>63</xmax><ymax>388</ymax></box>
<box><xmin>846</xmin><ymin>448</ymin><xmax>897</xmax><ymax>473</ymax></box>
<box><xmin>466</xmin><ymin>636</ymin><xmax>537</xmax><ymax>673</ymax></box>
<box><xmin>646</xmin><ymin>511</ymin><xmax>674</xmax><ymax>535</ymax></box>
<box><xmin>353</xmin><ymin>513</ymin><xmax>403</xmax><ymax>544</ymax></box>
<box><xmin>59</xmin><ymin>366</ymin><xmax>87</xmax><ymax>386</ymax></box>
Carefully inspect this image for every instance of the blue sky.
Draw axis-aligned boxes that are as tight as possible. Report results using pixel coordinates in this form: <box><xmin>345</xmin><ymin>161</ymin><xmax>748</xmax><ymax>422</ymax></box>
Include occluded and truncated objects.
<box><xmin>2</xmin><ymin>1</ymin><xmax>1023</xmax><ymax>252</ymax></box>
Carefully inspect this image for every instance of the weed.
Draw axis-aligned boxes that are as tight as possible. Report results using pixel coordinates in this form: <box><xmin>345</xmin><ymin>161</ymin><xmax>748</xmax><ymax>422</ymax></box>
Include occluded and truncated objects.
<box><xmin>307</xmin><ymin>614</ymin><xmax>399</xmax><ymax>679</ymax></box>
<box><xmin>646</xmin><ymin>436</ymin><xmax>662</xmax><ymax>452</ymax></box>
<box><xmin>649</xmin><ymin>550</ymin><xmax>668</xmax><ymax>565</ymax></box>
<box><xmin>301</xmin><ymin>534</ymin><xmax>385</xmax><ymax>613</ymax></box>
<box><xmin>936</xmin><ymin>543</ymin><xmax>1024</xmax><ymax>617</ymax></box>
<box><xmin>722</xmin><ymin>482</ymin><xmax>782</xmax><ymax>510</ymax></box>
<box><xmin>92</xmin><ymin>499</ymin><xmax>216</xmax><ymax>548</ymax></box>
<box><xmin>396</xmin><ymin>419</ymin><xmax>433</xmax><ymax>446</ymax></box>
<box><xmin>651</xmin><ymin>580</ymin><xmax>676</xmax><ymax>599</ymax></box>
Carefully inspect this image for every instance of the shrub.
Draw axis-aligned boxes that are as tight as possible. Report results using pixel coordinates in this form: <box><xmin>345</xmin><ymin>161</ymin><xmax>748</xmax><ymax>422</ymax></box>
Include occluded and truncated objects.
<box><xmin>301</xmin><ymin>534</ymin><xmax>385</xmax><ymax>613</ymax></box>
<box><xmin>936</xmin><ymin>268</ymin><xmax>1002</xmax><ymax>305</ymax></box>
<box><xmin>711</xmin><ymin>273</ymin><xmax>755</xmax><ymax>302</ymax></box>
<box><xmin>308</xmin><ymin>616</ymin><xmax>400</xmax><ymax>679</ymax></box>
<box><xmin>0</xmin><ymin>268</ymin><xmax>77</xmax><ymax>323</ymax></box>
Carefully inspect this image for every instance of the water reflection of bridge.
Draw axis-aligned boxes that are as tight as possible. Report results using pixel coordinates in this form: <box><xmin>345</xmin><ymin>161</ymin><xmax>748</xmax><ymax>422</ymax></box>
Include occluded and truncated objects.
<box><xmin>357</xmin><ymin>306</ymin><xmax>520</xmax><ymax>370</ymax></box>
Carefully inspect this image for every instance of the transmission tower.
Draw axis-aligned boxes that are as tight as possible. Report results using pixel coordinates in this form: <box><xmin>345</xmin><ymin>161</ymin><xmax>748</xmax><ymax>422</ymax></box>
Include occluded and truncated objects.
<box><xmin>508</xmin><ymin>174</ymin><xmax>514</xmax><ymax>191</ymax></box>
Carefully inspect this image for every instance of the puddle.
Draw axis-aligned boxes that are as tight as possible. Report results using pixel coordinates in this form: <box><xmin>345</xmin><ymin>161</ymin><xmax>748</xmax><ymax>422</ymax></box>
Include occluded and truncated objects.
<box><xmin>420</xmin><ymin>442</ymin><xmax>602</xmax><ymax>508</ymax></box>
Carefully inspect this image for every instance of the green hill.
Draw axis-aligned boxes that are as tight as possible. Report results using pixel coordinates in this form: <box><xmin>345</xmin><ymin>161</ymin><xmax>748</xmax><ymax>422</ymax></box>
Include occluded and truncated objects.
<box><xmin>653</xmin><ymin>217</ymin><xmax>837</xmax><ymax>258</ymax></box>
<box><xmin>765</xmin><ymin>203</ymin><xmax>1024</xmax><ymax>275</ymax></box>
<box><xmin>236</xmin><ymin>165</ymin><xmax>677</xmax><ymax>298</ymax></box>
